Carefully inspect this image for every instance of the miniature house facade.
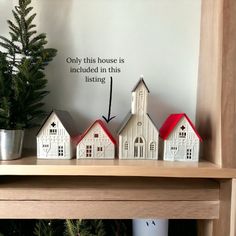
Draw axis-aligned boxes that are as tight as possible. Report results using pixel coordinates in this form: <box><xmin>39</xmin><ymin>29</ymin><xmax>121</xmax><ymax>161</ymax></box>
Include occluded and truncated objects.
<box><xmin>37</xmin><ymin>110</ymin><xmax>78</xmax><ymax>159</ymax></box>
<box><xmin>159</xmin><ymin>113</ymin><xmax>202</xmax><ymax>162</ymax></box>
<box><xmin>118</xmin><ymin>78</ymin><xmax>159</xmax><ymax>160</ymax></box>
<box><xmin>76</xmin><ymin>120</ymin><xmax>116</xmax><ymax>159</ymax></box>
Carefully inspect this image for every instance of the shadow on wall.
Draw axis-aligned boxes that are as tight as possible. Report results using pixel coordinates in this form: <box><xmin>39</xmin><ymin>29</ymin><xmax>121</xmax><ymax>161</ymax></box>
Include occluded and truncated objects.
<box><xmin>195</xmin><ymin>115</ymin><xmax>212</xmax><ymax>161</ymax></box>
<box><xmin>148</xmin><ymin>94</ymin><xmax>178</xmax><ymax>129</ymax></box>
<box><xmin>38</xmin><ymin>0</ymin><xmax>73</xmax><ymax>46</ymax></box>
<box><xmin>38</xmin><ymin>0</ymin><xmax>76</xmax><ymax>108</ymax></box>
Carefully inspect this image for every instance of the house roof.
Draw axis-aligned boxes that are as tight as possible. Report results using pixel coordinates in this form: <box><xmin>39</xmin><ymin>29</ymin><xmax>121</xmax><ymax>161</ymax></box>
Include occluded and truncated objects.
<box><xmin>132</xmin><ymin>78</ymin><xmax>150</xmax><ymax>93</ymax></box>
<box><xmin>76</xmin><ymin>119</ymin><xmax>116</xmax><ymax>145</ymax></box>
<box><xmin>159</xmin><ymin>113</ymin><xmax>202</xmax><ymax>141</ymax></box>
<box><xmin>37</xmin><ymin>110</ymin><xmax>78</xmax><ymax>137</ymax></box>
<box><xmin>117</xmin><ymin>111</ymin><xmax>133</xmax><ymax>134</ymax></box>
<box><xmin>118</xmin><ymin>112</ymin><xmax>158</xmax><ymax>134</ymax></box>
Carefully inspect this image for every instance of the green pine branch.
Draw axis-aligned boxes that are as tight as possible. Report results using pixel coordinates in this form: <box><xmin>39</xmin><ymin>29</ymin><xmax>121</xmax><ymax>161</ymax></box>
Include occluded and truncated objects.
<box><xmin>33</xmin><ymin>220</ymin><xmax>55</xmax><ymax>236</ymax></box>
<box><xmin>0</xmin><ymin>0</ymin><xmax>57</xmax><ymax>129</ymax></box>
<box><xmin>64</xmin><ymin>220</ymin><xmax>106</xmax><ymax>236</ymax></box>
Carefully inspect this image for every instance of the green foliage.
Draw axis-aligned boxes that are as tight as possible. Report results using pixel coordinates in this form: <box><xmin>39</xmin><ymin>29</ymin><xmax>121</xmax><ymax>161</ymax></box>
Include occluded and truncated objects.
<box><xmin>0</xmin><ymin>0</ymin><xmax>57</xmax><ymax>129</ymax></box>
<box><xmin>0</xmin><ymin>219</ymin><xmax>132</xmax><ymax>236</ymax></box>
<box><xmin>64</xmin><ymin>220</ymin><xmax>106</xmax><ymax>236</ymax></box>
<box><xmin>33</xmin><ymin>220</ymin><xmax>55</xmax><ymax>236</ymax></box>
<box><xmin>64</xmin><ymin>220</ymin><xmax>81</xmax><ymax>236</ymax></box>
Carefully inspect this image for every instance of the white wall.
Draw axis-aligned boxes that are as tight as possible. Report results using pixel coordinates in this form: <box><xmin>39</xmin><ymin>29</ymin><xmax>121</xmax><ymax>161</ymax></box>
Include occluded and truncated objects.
<box><xmin>0</xmin><ymin>0</ymin><xmax>201</xmax><ymax>148</ymax></box>
<box><xmin>0</xmin><ymin>1</ymin><xmax>13</xmax><ymax>37</ymax></box>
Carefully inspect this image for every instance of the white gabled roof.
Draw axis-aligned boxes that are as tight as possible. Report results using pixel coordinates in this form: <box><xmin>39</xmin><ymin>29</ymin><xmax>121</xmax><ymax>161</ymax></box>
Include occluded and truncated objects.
<box><xmin>118</xmin><ymin>112</ymin><xmax>158</xmax><ymax>134</ymax></box>
<box><xmin>37</xmin><ymin>110</ymin><xmax>78</xmax><ymax>137</ymax></box>
<box><xmin>132</xmin><ymin>78</ymin><xmax>150</xmax><ymax>93</ymax></box>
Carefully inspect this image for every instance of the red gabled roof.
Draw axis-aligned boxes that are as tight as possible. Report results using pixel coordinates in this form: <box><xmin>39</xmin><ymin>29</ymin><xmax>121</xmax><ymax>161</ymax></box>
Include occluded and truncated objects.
<box><xmin>159</xmin><ymin>113</ymin><xmax>202</xmax><ymax>141</ymax></box>
<box><xmin>75</xmin><ymin>120</ymin><xmax>116</xmax><ymax>145</ymax></box>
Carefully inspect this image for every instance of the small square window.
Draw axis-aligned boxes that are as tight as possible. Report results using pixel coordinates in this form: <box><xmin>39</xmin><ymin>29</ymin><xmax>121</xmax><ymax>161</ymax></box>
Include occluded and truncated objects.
<box><xmin>179</xmin><ymin>132</ymin><xmax>186</xmax><ymax>138</ymax></box>
<box><xmin>94</xmin><ymin>133</ymin><xmax>99</xmax><ymax>138</ymax></box>
<box><xmin>50</xmin><ymin>129</ymin><xmax>57</xmax><ymax>135</ymax></box>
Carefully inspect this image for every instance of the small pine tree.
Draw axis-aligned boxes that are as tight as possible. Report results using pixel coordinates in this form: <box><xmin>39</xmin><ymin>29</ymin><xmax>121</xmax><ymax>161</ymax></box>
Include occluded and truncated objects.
<box><xmin>0</xmin><ymin>0</ymin><xmax>57</xmax><ymax>129</ymax></box>
<box><xmin>33</xmin><ymin>220</ymin><xmax>55</xmax><ymax>236</ymax></box>
<box><xmin>64</xmin><ymin>220</ymin><xmax>106</xmax><ymax>236</ymax></box>
<box><xmin>64</xmin><ymin>219</ymin><xmax>81</xmax><ymax>236</ymax></box>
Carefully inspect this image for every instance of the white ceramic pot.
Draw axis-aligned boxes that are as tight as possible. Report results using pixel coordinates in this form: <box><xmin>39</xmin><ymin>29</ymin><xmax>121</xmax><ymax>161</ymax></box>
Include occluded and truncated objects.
<box><xmin>0</xmin><ymin>129</ymin><xmax>24</xmax><ymax>160</ymax></box>
<box><xmin>132</xmin><ymin>219</ymin><xmax>168</xmax><ymax>236</ymax></box>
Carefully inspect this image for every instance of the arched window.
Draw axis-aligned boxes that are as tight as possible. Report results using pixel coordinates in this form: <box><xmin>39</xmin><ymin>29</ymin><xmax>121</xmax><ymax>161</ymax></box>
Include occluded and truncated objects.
<box><xmin>134</xmin><ymin>137</ymin><xmax>144</xmax><ymax>157</ymax></box>
<box><xmin>124</xmin><ymin>141</ymin><xmax>129</xmax><ymax>150</ymax></box>
<box><xmin>150</xmin><ymin>142</ymin><xmax>156</xmax><ymax>151</ymax></box>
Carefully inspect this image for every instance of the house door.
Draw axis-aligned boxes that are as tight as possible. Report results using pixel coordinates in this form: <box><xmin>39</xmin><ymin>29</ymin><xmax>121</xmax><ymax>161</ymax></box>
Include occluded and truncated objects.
<box><xmin>134</xmin><ymin>137</ymin><xmax>145</xmax><ymax>158</ymax></box>
<box><xmin>41</xmin><ymin>141</ymin><xmax>51</xmax><ymax>157</ymax></box>
<box><xmin>96</xmin><ymin>146</ymin><xmax>104</xmax><ymax>158</ymax></box>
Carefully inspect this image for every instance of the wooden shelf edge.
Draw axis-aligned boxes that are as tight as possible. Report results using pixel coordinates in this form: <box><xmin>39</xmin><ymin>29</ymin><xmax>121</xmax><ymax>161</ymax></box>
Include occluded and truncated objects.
<box><xmin>0</xmin><ymin>200</ymin><xmax>219</xmax><ymax>219</ymax></box>
<box><xmin>0</xmin><ymin>155</ymin><xmax>235</xmax><ymax>178</ymax></box>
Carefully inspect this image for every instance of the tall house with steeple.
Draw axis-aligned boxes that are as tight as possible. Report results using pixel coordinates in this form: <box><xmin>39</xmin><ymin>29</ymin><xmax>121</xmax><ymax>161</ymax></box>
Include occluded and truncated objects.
<box><xmin>118</xmin><ymin>78</ymin><xmax>159</xmax><ymax>159</ymax></box>
<box><xmin>131</xmin><ymin>78</ymin><xmax>149</xmax><ymax>115</ymax></box>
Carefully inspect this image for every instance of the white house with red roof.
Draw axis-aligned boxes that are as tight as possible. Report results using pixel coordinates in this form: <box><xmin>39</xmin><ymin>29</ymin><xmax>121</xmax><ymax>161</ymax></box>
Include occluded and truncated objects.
<box><xmin>37</xmin><ymin>110</ymin><xmax>78</xmax><ymax>159</ymax></box>
<box><xmin>118</xmin><ymin>78</ymin><xmax>159</xmax><ymax>160</ymax></box>
<box><xmin>76</xmin><ymin>120</ymin><xmax>116</xmax><ymax>159</ymax></box>
<box><xmin>159</xmin><ymin>113</ymin><xmax>202</xmax><ymax>161</ymax></box>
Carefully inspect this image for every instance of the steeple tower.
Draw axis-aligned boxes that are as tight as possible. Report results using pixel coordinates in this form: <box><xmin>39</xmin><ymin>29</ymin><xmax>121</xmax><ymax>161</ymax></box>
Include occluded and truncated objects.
<box><xmin>131</xmin><ymin>77</ymin><xmax>150</xmax><ymax>115</ymax></box>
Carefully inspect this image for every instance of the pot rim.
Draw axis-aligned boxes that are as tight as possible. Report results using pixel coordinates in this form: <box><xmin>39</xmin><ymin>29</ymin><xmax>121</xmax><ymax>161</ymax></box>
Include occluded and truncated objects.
<box><xmin>0</xmin><ymin>129</ymin><xmax>25</xmax><ymax>132</ymax></box>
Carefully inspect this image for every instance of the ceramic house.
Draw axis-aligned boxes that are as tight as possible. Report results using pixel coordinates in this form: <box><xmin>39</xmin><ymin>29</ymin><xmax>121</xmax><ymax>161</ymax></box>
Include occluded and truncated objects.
<box><xmin>159</xmin><ymin>113</ymin><xmax>202</xmax><ymax>162</ymax></box>
<box><xmin>37</xmin><ymin>110</ymin><xmax>78</xmax><ymax>159</ymax></box>
<box><xmin>118</xmin><ymin>78</ymin><xmax>159</xmax><ymax>160</ymax></box>
<box><xmin>76</xmin><ymin>120</ymin><xmax>116</xmax><ymax>159</ymax></box>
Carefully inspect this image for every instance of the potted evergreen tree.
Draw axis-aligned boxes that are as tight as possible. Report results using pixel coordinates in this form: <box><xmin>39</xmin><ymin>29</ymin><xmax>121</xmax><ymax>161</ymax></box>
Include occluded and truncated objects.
<box><xmin>0</xmin><ymin>0</ymin><xmax>57</xmax><ymax>160</ymax></box>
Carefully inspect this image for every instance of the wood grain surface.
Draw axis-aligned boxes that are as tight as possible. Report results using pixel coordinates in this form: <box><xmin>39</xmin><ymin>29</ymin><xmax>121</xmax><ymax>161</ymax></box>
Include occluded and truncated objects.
<box><xmin>0</xmin><ymin>176</ymin><xmax>219</xmax><ymax>201</ymax></box>
<box><xmin>0</xmin><ymin>200</ymin><xmax>219</xmax><ymax>219</ymax></box>
<box><xmin>0</xmin><ymin>155</ymin><xmax>235</xmax><ymax>178</ymax></box>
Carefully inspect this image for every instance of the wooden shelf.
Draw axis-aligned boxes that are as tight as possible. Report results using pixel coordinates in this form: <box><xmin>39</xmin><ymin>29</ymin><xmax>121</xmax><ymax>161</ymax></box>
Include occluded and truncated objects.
<box><xmin>0</xmin><ymin>154</ymin><xmax>224</xmax><ymax>220</ymax></box>
<box><xmin>0</xmin><ymin>154</ymin><xmax>235</xmax><ymax>178</ymax></box>
<box><xmin>0</xmin><ymin>175</ymin><xmax>220</xmax><ymax>220</ymax></box>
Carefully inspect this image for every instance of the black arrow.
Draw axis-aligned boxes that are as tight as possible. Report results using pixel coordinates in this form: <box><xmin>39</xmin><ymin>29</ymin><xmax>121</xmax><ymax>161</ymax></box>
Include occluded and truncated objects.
<box><xmin>102</xmin><ymin>76</ymin><xmax>116</xmax><ymax>123</ymax></box>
